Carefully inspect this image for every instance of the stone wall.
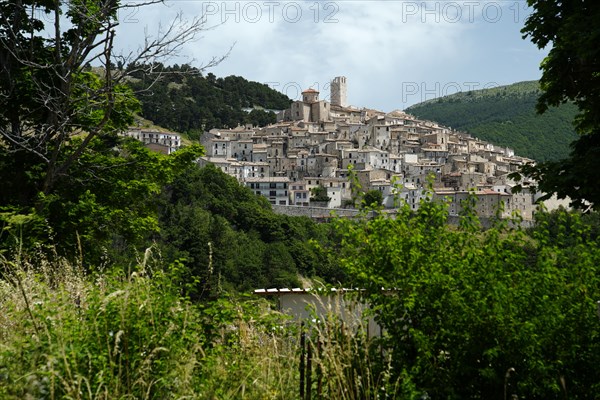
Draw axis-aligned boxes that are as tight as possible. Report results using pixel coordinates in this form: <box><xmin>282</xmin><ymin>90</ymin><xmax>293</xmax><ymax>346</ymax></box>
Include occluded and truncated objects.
<box><xmin>271</xmin><ymin>205</ymin><xmax>363</xmax><ymax>219</ymax></box>
<box><xmin>271</xmin><ymin>205</ymin><xmax>534</xmax><ymax>229</ymax></box>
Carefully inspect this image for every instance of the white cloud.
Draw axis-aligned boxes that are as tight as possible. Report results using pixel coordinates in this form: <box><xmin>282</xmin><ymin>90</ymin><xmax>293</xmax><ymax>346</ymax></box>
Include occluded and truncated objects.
<box><xmin>111</xmin><ymin>0</ymin><xmax>547</xmax><ymax>111</ymax></box>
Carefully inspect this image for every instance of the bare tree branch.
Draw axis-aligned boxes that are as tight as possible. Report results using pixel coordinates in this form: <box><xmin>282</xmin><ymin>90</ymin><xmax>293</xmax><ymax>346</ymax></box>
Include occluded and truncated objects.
<box><xmin>1</xmin><ymin>0</ymin><xmax>226</xmax><ymax>197</ymax></box>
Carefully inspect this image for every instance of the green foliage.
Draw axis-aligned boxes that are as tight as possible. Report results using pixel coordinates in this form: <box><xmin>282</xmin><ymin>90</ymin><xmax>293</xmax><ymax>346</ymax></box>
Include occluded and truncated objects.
<box><xmin>0</xmin><ymin>209</ymin><xmax>48</xmax><ymax>254</ymax></box>
<box><xmin>71</xmin><ymin>72</ymin><xmax>141</xmax><ymax>134</ymax></box>
<box><xmin>515</xmin><ymin>136</ymin><xmax>600</xmax><ymax>210</ymax></box>
<box><xmin>193</xmin><ymin>295</ymin><xmax>299</xmax><ymax>399</ymax></box>
<box><xmin>0</xmin><ymin>251</ymin><xmax>300</xmax><ymax>399</ymax></box>
<box><xmin>333</xmin><ymin>197</ymin><xmax>600</xmax><ymax>399</ymax></box>
<box><xmin>3</xmin><ymin>204</ymin><xmax>600</xmax><ymax>399</ymax></box>
<box><xmin>406</xmin><ymin>81</ymin><xmax>579</xmax><ymax>162</ymax></box>
<box><xmin>310</xmin><ymin>185</ymin><xmax>331</xmax><ymax>203</ymax></box>
<box><xmin>362</xmin><ymin>190</ymin><xmax>383</xmax><ymax>209</ymax></box>
<box><xmin>0</xmin><ymin>136</ymin><xmax>204</xmax><ymax>263</ymax></box>
<box><xmin>158</xmin><ymin>163</ymin><xmax>340</xmax><ymax>298</ymax></box>
<box><xmin>0</xmin><ymin>250</ymin><xmax>206</xmax><ymax>399</ymax></box>
<box><xmin>1</xmin><ymin>0</ymin><xmax>143</xmax><ymax>198</ymax></box>
<box><xmin>0</xmin><ymin>0</ymin><xmax>210</xmax><ymax>264</ymax></box>
<box><xmin>517</xmin><ymin>1</ymin><xmax>600</xmax><ymax>209</ymax></box>
<box><xmin>126</xmin><ymin>64</ymin><xmax>291</xmax><ymax>132</ymax></box>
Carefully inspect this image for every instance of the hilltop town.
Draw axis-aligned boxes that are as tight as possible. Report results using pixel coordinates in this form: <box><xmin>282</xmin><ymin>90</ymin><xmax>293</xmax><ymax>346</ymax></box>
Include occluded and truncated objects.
<box><xmin>127</xmin><ymin>76</ymin><xmax>555</xmax><ymax>221</ymax></box>
<box><xmin>201</xmin><ymin>76</ymin><xmax>555</xmax><ymax>220</ymax></box>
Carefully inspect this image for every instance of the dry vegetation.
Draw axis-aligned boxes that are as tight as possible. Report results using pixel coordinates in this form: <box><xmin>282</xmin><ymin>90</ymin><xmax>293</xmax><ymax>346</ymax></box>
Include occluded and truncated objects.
<box><xmin>0</xmin><ymin>248</ymin><xmax>385</xmax><ymax>399</ymax></box>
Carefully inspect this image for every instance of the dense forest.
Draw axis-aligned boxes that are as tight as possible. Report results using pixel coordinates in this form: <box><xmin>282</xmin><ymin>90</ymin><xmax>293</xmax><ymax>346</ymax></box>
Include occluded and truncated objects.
<box><xmin>156</xmin><ymin>163</ymin><xmax>343</xmax><ymax>298</ymax></box>
<box><xmin>0</xmin><ymin>138</ymin><xmax>341</xmax><ymax>293</ymax></box>
<box><xmin>406</xmin><ymin>81</ymin><xmax>579</xmax><ymax>162</ymax></box>
<box><xmin>125</xmin><ymin>63</ymin><xmax>292</xmax><ymax>136</ymax></box>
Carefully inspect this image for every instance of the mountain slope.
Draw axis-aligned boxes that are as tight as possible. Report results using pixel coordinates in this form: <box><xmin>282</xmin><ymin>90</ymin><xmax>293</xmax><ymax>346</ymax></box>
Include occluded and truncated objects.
<box><xmin>126</xmin><ymin>64</ymin><xmax>292</xmax><ymax>136</ymax></box>
<box><xmin>405</xmin><ymin>81</ymin><xmax>579</xmax><ymax>161</ymax></box>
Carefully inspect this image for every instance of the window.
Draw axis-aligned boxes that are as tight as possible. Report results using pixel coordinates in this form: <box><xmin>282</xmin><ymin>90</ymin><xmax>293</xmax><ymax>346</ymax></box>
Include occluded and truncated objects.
<box><xmin>269</xmin><ymin>183</ymin><xmax>276</xmax><ymax>189</ymax></box>
<box><xmin>270</xmin><ymin>191</ymin><xmax>277</xmax><ymax>197</ymax></box>
<box><xmin>279</xmin><ymin>200</ymin><xmax>287</xmax><ymax>205</ymax></box>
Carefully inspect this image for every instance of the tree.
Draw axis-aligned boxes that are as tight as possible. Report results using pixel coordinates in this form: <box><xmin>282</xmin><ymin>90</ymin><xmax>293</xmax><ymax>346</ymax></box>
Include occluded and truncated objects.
<box><xmin>0</xmin><ymin>0</ymin><xmax>216</xmax><ymax>259</ymax></box>
<box><xmin>517</xmin><ymin>0</ymin><xmax>600</xmax><ymax>210</ymax></box>
<box><xmin>0</xmin><ymin>0</ymin><xmax>219</xmax><ymax>198</ymax></box>
<box><xmin>333</xmin><ymin>197</ymin><xmax>600</xmax><ymax>399</ymax></box>
<box><xmin>362</xmin><ymin>189</ymin><xmax>383</xmax><ymax>209</ymax></box>
<box><xmin>157</xmin><ymin>164</ymin><xmax>333</xmax><ymax>297</ymax></box>
<box><xmin>310</xmin><ymin>185</ymin><xmax>331</xmax><ymax>203</ymax></box>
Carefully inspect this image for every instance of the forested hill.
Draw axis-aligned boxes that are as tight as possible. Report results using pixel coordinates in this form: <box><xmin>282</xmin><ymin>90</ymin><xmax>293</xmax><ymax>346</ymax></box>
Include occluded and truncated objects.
<box><xmin>126</xmin><ymin>64</ymin><xmax>292</xmax><ymax>136</ymax></box>
<box><xmin>405</xmin><ymin>81</ymin><xmax>579</xmax><ymax>162</ymax></box>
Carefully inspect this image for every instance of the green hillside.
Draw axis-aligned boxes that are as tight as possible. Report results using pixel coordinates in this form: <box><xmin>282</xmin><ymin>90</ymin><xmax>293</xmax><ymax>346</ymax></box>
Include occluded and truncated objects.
<box><xmin>126</xmin><ymin>64</ymin><xmax>292</xmax><ymax>137</ymax></box>
<box><xmin>405</xmin><ymin>81</ymin><xmax>579</xmax><ymax>161</ymax></box>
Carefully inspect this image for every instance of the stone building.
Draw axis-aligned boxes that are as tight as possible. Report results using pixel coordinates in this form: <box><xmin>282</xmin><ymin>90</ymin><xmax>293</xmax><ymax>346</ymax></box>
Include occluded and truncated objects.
<box><xmin>245</xmin><ymin>177</ymin><xmax>290</xmax><ymax>206</ymax></box>
<box><xmin>123</xmin><ymin>129</ymin><xmax>181</xmax><ymax>154</ymax></box>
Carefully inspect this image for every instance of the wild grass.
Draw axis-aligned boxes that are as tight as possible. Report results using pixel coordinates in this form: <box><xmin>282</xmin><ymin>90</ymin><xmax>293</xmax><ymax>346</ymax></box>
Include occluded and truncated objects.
<box><xmin>296</xmin><ymin>292</ymin><xmax>415</xmax><ymax>400</ymax></box>
<box><xmin>0</xmin><ymin>248</ymin><xmax>205</xmax><ymax>399</ymax></box>
<box><xmin>0</xmin><ymin>248</ymin><xmax>397</xmax><ymax>399</ymax></box>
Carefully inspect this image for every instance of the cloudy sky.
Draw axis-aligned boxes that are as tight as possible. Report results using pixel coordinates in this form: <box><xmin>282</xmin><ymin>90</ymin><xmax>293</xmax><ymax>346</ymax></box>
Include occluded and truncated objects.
<box><xmin>113</xmin><ymin>0</ymin><xmax>547</xmax><ymax>111</ymax></box>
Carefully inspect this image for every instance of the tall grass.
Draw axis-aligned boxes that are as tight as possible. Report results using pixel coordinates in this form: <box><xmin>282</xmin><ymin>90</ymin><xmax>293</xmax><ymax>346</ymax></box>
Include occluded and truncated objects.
<box><xmin>0</xmin><ymin>248</ymin><xmax>205</xmax><ymax>399</ymax></box>
<box><xmin>296</xmin><ymin>292</ymin><xmax>418</xmax><ymax>400</ymax></box>
<box><xmin>0</xmin><ymin>249</ymin><xmax>400</xmax><ymax>399</ymax></box>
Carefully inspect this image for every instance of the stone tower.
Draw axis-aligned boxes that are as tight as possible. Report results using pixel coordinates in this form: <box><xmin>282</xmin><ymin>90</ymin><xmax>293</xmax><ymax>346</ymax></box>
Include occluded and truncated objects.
<box><xmin>330</xmin><ymin>76</ymin><xmax>347</xmax><ymax>107</ymax></box>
